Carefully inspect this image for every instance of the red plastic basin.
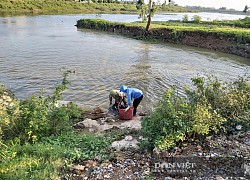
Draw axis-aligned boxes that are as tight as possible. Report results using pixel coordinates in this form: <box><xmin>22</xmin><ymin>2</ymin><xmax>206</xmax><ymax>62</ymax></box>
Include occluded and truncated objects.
<box><xmin>118</xmin><ymin>107</ymin><xmax>134</xmax><ymax>120</ymax></box>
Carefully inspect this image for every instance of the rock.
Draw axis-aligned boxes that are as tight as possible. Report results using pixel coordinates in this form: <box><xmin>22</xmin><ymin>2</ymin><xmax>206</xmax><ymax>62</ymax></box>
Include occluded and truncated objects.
<box><xmin>244</xmin><ymin>140</ymin><xmax>250</xmax><ymax>146</ymax></box>
<box><xmin>153</xmin><ymin>147</ymin><xmax>161</xmax><ymax>155</ymax></box>
<box><xmin>73</xmin><ymin>121</ymin><xmax>84</xmax><ymax>129</ymax></box>
<box><xmin>210</xmin><ymin>152</ymin><xmax>219</xmax><ymax>157</ymax></box>
<box><xmin>183</xmin><ymin>143</ymin><xmax>188</xmax><ymax>147</ymax></box>
<box><xmin>73</xmin><ymin>164</ymin><xmax>85</xmax><ymax>171</ymax></box>
<box><xmin>109</xmin><ymin>126</ymin><xmax>120</xmax><ymax>130</ymax></box>
<box><xmin>206</xmin><ymin>136</ymin><xmax>213</xmax><ymax>140</ymax></box>
<box><xmin>105</xmin><ymin>117</ymin><xmax>116</xmax><ymax>123</ymax></box>
<box><xmin>198</xmin><ymin>152</ymin><xmax>203</xmax><ymax>156</ymax></box>
<box><xmin>84</xmin><ymin>107</ymin><xmax>107</xmax><ymax>120</ymax></box>
<box><xmin>197</xmin><ymin>145</ymin><xmax>202</xmax><ymax>151</ymax></box>
<box><xmin>108</xmin><ymin>164</ymin><xmax>113</xmax><ymax>169</ymax></box>
<box><xmin>120</xmin><ymin>117</ymin><xmax>142</xmax><ymax>130</ymax></box>
<box><xmin>99</xmin><ymin>119</ymin><xmax>106</xmax><ymax>125</ymax></box>
<box><xmin>236</xmin><ymin>125</ymin><xmax>242</xmax><ymax>131</ymax></box>
<box><xmin>215</xmin><ymin>175</ymin><xmax>224</xmax><ymax>180</ymax></box>
<box><xmin>73</xmin><ymin>118</ymin><xmax>99</xmax><ymax>129</ymax></box>
<box><xmin>138</xmin><ymin>112</ymin><xmax>148</xmax><ymax>116</ymax></box>
<box><xmin>94</xmin><ymin>156</ymin><xmax>102</xmax><ymax>163</ymax></box>
<box><xmin>125</xmin><ymin>135</ymin><xmax>133</xmax><ymax>141</ymax></box>
<box><xmin>104</xmin><ymin>174</ymin><xmax>110</xmax><ymax>179</ymax></box>
<box><xmin>92</xmin><ymin>107</ymin><xmax>105</xmax><ymax>114</ymax></box>
<box><xmin>111</xmin><ymin>138</ymin><xmax>139</xmax><ymax>151</ymax></box>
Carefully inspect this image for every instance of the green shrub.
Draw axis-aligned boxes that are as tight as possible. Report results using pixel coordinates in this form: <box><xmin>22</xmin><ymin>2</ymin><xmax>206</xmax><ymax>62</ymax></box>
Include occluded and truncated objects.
<box><xmin>141</xmin><ymin>87</ymin><xmax>192</xmax><ymax>150</ymax></box>
<box><xmin>186</xmin><ymin>76</ymin><xmax>250</xmax><ymax>131</ymax></box>
<box><xmin>15</xmin><ymin>93</ymin><xmax>50</xmax><ymax>143</ymax></box>
<box><xmin>48</xmin><ymin>105</ymin><xmax>70</xmax><ymax>135</ymax></box>
<box><xmin>216</xmin><ymin>77</ymin><xmax>250</xmax><ymax>131</ymax></box>
<box><xmin>192</xmin><ymin>102</ymin><xmax>225</xmax><ymax>135</ymax></box>
<box><xmin>1</xmin><ymin>68</ymin><xmax>80</xmax><ymax>144</ymax></box>
<box><xmin>0</xmin><ymin>85</ymin><xmax>19</xmax><ymax>143</ymax></box>
<box><xmin>142</xmin><ymin>76</ymin><xmax>249</xmax><ymax>150</ymax></box>
<box><xmin>192</xmin><ymin>15</ymin><xmax>201</xmax><ymax>23</ymax></box>
<box><xmin>182</xmin><ymin>14</ymin><xmax>189</xmax><ymax>22</ymax></box>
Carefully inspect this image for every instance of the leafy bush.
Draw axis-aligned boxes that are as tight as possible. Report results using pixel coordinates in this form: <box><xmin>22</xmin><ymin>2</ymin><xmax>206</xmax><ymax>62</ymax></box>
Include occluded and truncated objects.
<box><xmin>1</xmin><ymin>68</ymin><xmax>80</xmax><ymax>144</ymax></box>
<box><xmin>182</xmin><ymin>14</ymin><xmax>189</xmax><ymax>22</ymax></box>
<box><xmin>216</xmin><ymin>77</ymin><xmax>250</xmax><ymax>131</ymax></box>
<box><xmin>142</xmin><ymin>76</ymin><xmax>249</xmax><ymax>150</ymax></box>
<box><xmin>0</xmin><ymin>85</ymin><xmax>19</xmax><ymax>143</ymax></box>
<box><xmin>186</xmin><ymin>76</ymin><xmax>250</xmax><ymax>131</ymax></box>
<box><xmin>15</xmin><ymin>93</ymin><xmax>50</xmax><ymax>143</ymax></box>
<box><xmin>192</xmin><ymin>15</ymin><xmax>201</xmax><ymax>23</ymax></box>
<box><xmin>141</xmin><ymin>87</ymin><xmax>192</xmax><ymax>150</ymax></box>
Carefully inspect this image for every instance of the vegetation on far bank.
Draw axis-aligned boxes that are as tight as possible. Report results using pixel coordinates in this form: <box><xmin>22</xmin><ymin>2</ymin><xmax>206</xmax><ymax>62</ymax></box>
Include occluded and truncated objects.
<box><xmin>76</xmin><ymin>17</ymin><xmax>250</xmax><ymax>44</ymax></box>
<box><xmin>0</xmin><ymin>0</ymin><xmax>194</xmax><ymax>15</ymax></box>
<box><xmin>1</xmin><ymin>66</ymin><xmax>249</xmax><ymax>178</ymax></box>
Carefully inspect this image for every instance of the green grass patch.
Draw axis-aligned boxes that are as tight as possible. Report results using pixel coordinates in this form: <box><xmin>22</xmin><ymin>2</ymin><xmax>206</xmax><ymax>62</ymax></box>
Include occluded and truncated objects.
<box><xmin>0</xmin><ymin>131</ymin><xmax>113</xmax><ymax>179</ymax></box>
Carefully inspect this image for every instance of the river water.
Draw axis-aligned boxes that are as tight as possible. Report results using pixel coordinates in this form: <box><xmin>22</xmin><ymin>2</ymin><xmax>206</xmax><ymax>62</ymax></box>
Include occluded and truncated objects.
<box><xmin>0</xmin><ymin>13</ymin><xmax>249</xmax><ymax>110</ymax></box>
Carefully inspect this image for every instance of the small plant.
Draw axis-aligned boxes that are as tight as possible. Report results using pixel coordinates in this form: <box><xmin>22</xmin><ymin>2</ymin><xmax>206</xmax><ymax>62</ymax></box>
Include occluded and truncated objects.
<box><xmin>192</xmin><ymin>15</ymin><xmax>202</xmax><ymax>23</ymax></box>
<box><xmin>182</xmin><ymin>14</ymin><xmax>189</xmax><ymax>22</ymax></box>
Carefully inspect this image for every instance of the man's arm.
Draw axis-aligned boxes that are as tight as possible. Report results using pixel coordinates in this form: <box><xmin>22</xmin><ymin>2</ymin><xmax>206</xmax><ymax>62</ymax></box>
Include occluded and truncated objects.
<box><xmin>109</xmin><ymin>96</ymin><xmax>112</xmax><ymax>105</ymax></box>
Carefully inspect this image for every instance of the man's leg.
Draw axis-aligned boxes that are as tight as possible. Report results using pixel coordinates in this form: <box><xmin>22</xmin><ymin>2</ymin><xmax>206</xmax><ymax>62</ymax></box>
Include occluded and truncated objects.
<box><xmin>133</xmin><ymin>95</ymin><xmax>143</xmax><ymax>116</ymax></box>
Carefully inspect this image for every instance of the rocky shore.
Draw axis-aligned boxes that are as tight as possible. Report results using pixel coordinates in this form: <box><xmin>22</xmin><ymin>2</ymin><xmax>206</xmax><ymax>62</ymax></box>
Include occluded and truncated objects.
<box><xmin>67</xmin><ymin>106</ymin><xmax>250</xmax><ymax>179</ymax></box>
<box><xmin>76</xmin><ymin>19</ymin><xmax>250</xmax><ymax>58</ymax></box>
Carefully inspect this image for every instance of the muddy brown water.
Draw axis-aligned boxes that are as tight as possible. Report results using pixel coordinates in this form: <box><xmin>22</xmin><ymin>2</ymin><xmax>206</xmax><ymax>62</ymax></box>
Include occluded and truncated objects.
<box><xmin>0</xmin><ymin>14</ymin><xmax>249</xmax><ymax>111</ymax></box>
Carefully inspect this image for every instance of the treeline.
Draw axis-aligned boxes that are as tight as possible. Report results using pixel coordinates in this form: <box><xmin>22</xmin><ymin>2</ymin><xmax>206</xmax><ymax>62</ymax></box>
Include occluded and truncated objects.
<box><xmin>0</xmin><ymin>0</ymin><xmax>193</xmax><ymax>15</ymax></box>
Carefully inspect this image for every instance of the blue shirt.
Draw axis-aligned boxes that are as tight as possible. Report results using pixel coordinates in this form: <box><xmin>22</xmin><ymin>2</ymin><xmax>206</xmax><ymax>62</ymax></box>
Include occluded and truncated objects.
<box><xmin>120</xmin><ymin>85</ymin><xmax>143</xmax><ymax>106</ymax></box>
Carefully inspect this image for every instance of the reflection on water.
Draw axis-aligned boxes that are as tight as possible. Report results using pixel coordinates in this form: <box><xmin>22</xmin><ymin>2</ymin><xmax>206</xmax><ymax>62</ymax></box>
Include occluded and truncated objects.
<box><xmin>0</xmin><ymin>14</ymin><xmax>249</xmax><ymax>111</ymax></box>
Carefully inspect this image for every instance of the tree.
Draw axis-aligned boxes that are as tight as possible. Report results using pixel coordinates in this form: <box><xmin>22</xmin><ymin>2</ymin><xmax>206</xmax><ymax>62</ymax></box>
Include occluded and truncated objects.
<box><xmin>145</xmin><ymin>0</ymin><xmax>154</xmax><ymax>31</ymax></box>
<box><xmin>145</xmin><ymin>0</ymin><xmax>170</xmax><ymax>31</ymax></box>
<box><xmin>136</xmin><ymin>0</ymin><xmax>147</xmax><ymax>22</ymax></box>
<box><xmin>136</xmin><ymin>0</ymin><xmax>171</xmax><ymax>31</ymax></box>
<box><xmin>243</xmin><ymin>5</ymin><xmax>249</xmax><ymax>13</ymax></box>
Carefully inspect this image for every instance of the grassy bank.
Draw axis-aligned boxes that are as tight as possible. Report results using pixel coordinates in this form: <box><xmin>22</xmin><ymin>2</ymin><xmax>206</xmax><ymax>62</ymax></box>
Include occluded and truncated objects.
<box><xmin>0</xmin><ymin>0</ymin><xmax>137</xmax><ymax>14</ymax></box>
<box><xmin>76</xmin><ymin>18</ymin><xmax>250</xmax><ymax>58</ymax></box>
<box><xmin>0</xmin><ymin>0</ymin><xmax>193</xmax><ymax>15</ymax></box>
